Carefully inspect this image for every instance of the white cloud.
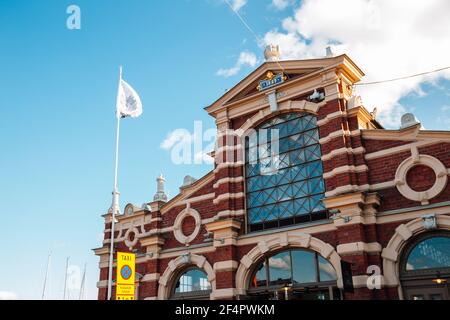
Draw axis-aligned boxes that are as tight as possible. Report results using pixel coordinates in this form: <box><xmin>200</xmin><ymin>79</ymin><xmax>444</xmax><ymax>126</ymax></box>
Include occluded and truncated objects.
<box><xmin>271</xmin><ymin>0</ymin><xmax>291</xmax><ymax>10</ymax></box>
<box><xmin>160</xmin><ymin>129</ymin><xmax>192</xmax><ymax>150</ymax></box>
<box><xmin>262</xmin><ymin>0</ymin><xmax>450</xmax><ymax>127</ymax></box>
<box><xmin>441</xmin><ymin>105</ymin><xmax>450</xmax><ymax>112</ymax></box>
<box><xmin>0</xmin><ymin>291</ymin><xmax>18</xmax><ymax>300</ymax></box>
<box><xmin>228</xmin><ymin>0</ymin><xmax>248</xmax><ymax>12</ymax></box>
<box><xmin>217</xmin><ymin>51</ymin><xmax>258</xmax><ymax>77</ymax></box>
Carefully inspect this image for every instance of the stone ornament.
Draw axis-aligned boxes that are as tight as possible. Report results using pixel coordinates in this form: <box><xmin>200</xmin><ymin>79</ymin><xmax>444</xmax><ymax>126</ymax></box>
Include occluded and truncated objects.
<box><xmin>124</xmin><ymin>227</ymin><xmax>140</xmax><ymax>248</ymax></box>
<box><xmin>173</xmin><ymin>205</ymin><xmax>201</xmax><ymax>245</ymax></box>
<box><xmin>395</xmin><ymin>153</ymin><xmax>448</xmax><ymax>205</ymax></box>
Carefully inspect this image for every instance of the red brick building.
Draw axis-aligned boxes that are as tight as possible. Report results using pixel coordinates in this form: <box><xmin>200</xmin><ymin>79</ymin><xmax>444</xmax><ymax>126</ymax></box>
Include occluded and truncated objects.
<box><xmin>94</xmin><ymin>48</ymin><xmax>450</xmax><ymax>300</ymax></box>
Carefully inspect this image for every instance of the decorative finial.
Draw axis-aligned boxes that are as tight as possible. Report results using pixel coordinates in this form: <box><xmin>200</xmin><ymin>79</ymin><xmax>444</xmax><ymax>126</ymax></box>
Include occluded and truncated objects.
<box><xmin>181</xmin><ymin>175</ymin><xmax>197</xmax><ymax>189</ymax></box>
<box><xmin>264</xmin><ymin>44</ymin><xmax>281</xmax><ymax>62</ymax></box>
<box><xmin>325</xmin><ymin>46</ymin><xmax>334</xmax><ymax>58</ymax></box>
<box><xmin>153</xmin><ymin>174</ymin><xmax>168</xmax><ymax>202</ymax></box>
<box><xmin>400</xmin><ymin>113</ymin><xmax>420</xmax><ymax>129</ymax></box>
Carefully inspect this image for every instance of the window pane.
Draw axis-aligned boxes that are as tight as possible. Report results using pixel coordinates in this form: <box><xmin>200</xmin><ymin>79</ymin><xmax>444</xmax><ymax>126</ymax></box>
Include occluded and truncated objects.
<box><xmin>175</xmin><ymin>269</ymin><xmax>211</xmax><ymax>293</ymax></box>
<box><xmin>291</xmin><ymin>250</ymin><xmax>316</xmax><ymax>284</ymax></box>
<box><xmin>406</xmin><ymin>236</ymin><xmax>450</xmax><ymax>271</ymax></box>
<box><xmin>251</xmin><ymin>261</ymin><xmax>267</xmax><ymax>288</ymax></box>
<box><xmin>318</xmin><ymin>256</ymin><xmax>337</xmax><ymax>281</ymax></box>
<box><xmin>245</xmin><ymin>113</ymin><xmax>327</xmax><ymax>230</ymax></box>
<box><xmin>268</xmin><ymin>252</ymin><xmax>292</xmax><ymax>286</ymax></box>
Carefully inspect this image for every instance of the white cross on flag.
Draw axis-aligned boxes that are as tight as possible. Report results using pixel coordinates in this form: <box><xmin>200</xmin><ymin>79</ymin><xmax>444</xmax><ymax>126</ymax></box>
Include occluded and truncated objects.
<box><xmin>116</xmin><ymin>79</ymin><xmax>143</xmax><ymax>119</ymax></box>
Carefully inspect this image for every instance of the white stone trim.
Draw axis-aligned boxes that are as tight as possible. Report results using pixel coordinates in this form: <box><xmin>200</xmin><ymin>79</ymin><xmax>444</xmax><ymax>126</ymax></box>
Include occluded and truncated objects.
<box><xmin>178</xmin><ymin>193</ymin><xmax>216</xmax><ymax>206</ymax></box>
<box><xmin>325</xmin><ymin>184</ymin><xmax>370</xmax><ymax>197</ymax></box>
<box><xmin>369</xmin><ymin>180</ymin><xmax>396</xmax><ymax>191</ymax></box>
<box><xmin>395</xmin><ymin>154</ymin><xmax>448</xmax><ymax>205</ymax></box>
<box><xmin>319</xmin><ymin>129</ymin><xmax>361</xmax><ymax>145</ymax></box>
<box><xmin>381</xmin><ymin>215</ymin><xmax>450</xmax><ymax>297</ymax></box>
<box><xmin>213</xmin><ymin>177</ymin><xmax>244</xmax><ymax>189</ymax></box>
<box><xmin>337</xmin><ymin>242</ymin><xmax>382</xmax><ymax>255</ymax></box>
<box><xmin>321</xmin><ymin>147</ymin><xmax>365</xmax><ymax>161</ymax></box>
<box><xmin>215</xmin><ymin>209</ymin><xmax>246</xmax><ymax>219</ymax></box>
<box><xmin>173</xmin><ymin>206</ymin><xmax>202</xmax><ymax>245</ymax></box>
<box><xmin>323</xmin><ymin>165</ymin><xmax>368</xmax><ymax>179</ymax></box>
<box><xmin>235</xmin><ymin>231</ymin><xmax>343</xmax><ymax>293</ymax></box>
<box><xmin>213</xmin><ymin>192</ymin><xmax>245</xmax><ymax>205</ymax></box>
<box><xmin>316</xmin><ymin>110</ymin><xmax>347</xmax><ymax>126</ymax></box>
<box><xmin>157</xmin><ymin>254</ymin><xmax>216</xmax><ymax>300</ymax></box>
<box><xmin>213</xmin><ymin>161</ymin><xmax>244</xmax><ymax>173</ymax></box>
<box><xmin>213</xmin><ymin>260</ymin><xmax>239</xmax><ymax>272</ymax></box>
<box><xmin>236</xmin><ymin>100</ymin><xmax>322</xmax><ymax>136</ymax></box>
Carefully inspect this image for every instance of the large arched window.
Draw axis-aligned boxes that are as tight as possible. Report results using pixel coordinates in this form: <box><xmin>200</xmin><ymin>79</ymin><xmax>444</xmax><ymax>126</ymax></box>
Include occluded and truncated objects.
<box><xmin>400</xmin><ymin>232</ymin><xmax>450</xmax><ymax>300</ymax></box>
<box><xmin>248</xmin><ymin>249</ymin><xmax>339</xmax><ymax>300</ymax></box>
<box><xmin>245</xmin><ymin>112</ymin><xmax>327</xmax><ymax>232</ymax></box>
<box><xmin>171</xmin><ymin>267</ymin><xmax>211</xmax><ymax>300</ymax></box>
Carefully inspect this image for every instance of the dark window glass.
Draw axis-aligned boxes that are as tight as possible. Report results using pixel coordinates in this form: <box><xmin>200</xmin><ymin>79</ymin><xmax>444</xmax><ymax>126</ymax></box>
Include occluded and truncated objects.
<box><xmin>251</xmin><ymin>260</ymin><xmax>268</xmax><ymax>288</ymax></box>
<box><xmin>250</xmin><ymin>249</ymin><xmax>337</xmax><ymax>290</ymax></box>
<box><xmin>405</xmin><ymin>236</ymin><xmax>450</xmax><ymax>271</ymax></box>
<box><xmin>245</xmin><ymin>113</ymin><xmax>327</xmax><ymax>231</ymax></box>
<box><xmin>174</xmin><ymin>268</ymin><xmax>211</xmax><ymax>294</ymax></box>
<box><xmin>268</xmin><ymin>251</ymin><xmax>292</xmax><ymax>286</ymax></box>
<box><xmin>318</xmin><ymin>255</ymin><xmax>337</xmax><ymax>281</ymax></box>
<box><xmin>291</xmin><ymin>250</ymin><xmax>316</xmax><ymax>284</ymax></box>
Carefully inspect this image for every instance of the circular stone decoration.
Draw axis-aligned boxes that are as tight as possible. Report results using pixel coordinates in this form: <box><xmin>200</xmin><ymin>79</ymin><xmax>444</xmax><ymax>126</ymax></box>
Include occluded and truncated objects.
<box><xmin>173</xmin><ymin>207</ymin><xmax>201</xmax><ymax>245</ymax></box>
<box><xmin>406</xmin><ymin>165</ymin><xmax>436</xmax><ymax>192</ymax></box>
<box><xmin>395</xmin><ymin>155</ymin><xmax>448</xmax><ymax>205</ymax></box>
<box><xmin>124</xmin><ymin>227</ymin><xmax>139</xmax><ymax>248</ymax></box>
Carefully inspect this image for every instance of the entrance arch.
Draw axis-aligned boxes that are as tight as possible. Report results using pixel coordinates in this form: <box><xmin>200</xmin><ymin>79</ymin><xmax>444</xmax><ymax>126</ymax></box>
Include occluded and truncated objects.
<box><xmin>382</xmin><ymin>214</ymin><xmax>450</xmax><ymax>299</ymax></box>
<box><xmin>158</xmin><ymin>253</ymin><xmax>216</xmax><ymax>300</ymax></box>
<box><xmin>235</xmin><ymin>231</ymin><xmax>343</xmax><ymax>298</ymax></box>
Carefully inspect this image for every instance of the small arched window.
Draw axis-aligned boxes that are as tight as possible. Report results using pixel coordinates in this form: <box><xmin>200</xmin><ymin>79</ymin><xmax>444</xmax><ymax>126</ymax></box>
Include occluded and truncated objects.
<box><xmin>248</xmin><ymin>249</ymin><xmax>339</xmax><ymax>300</ymax></box>
<box><xmin>401</xmin><ymin>233</ymin><xmax>450</xmax><ymax>275</ymax></box>
<box><xmin>171</xmin><ymin>267</ymin><xmax>211</xmax><ymax>299</ymax></box>
<box><xmin>250</xmin><ymin>249</ymin><xmax>337</xmax><ymax>289</ymax></box>
<box><xmin>245</xmin><ymin>112</ymin><xmax>327</xmax><ymax>232</ymax></box>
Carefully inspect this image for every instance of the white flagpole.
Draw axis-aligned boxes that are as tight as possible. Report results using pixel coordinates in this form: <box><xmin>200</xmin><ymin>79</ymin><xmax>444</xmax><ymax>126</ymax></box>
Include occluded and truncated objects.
<box><xmin>107</xmin><ymin>66</ymin><xmax>123</xmax><ymax>300</ymax></box>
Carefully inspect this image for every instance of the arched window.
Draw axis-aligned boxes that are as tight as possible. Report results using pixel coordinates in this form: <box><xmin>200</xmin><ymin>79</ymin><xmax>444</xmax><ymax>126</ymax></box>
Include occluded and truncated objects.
<box><xmin>400</xmin><ymin>232</ymin><xmax>450</xmax><ymax>300</ymax></box>
<box><xmin>171</xmin><ymin>268</ymin><xmax>211</xmax><ymax>299</ymax></box>
<box><xmin>248</xmin><ymin>249</ymin><xmax>339</xmax><ymax>300</ymax></box>
<box><xmin>401</xmin><ymin>233</ymin><xmax>450</xmax><ymax>276</ymax></box>
<box><xmin>245</xmin><ymin>113</ymin><xmax>327</xmax><ymax>232</ymax></box>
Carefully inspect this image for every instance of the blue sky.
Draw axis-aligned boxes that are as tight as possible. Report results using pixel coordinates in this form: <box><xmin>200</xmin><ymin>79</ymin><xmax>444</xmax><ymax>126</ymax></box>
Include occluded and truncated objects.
<box><xmin>0</xmin><ymin>0</ymin><xmax>449</xmax><ymax>300</ymax></box>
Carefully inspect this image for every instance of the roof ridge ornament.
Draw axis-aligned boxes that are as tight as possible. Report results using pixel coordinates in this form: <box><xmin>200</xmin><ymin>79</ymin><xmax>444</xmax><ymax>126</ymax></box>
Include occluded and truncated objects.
<box><xmin>153</xmin><ymin>174</ymin><xmax>168</xmax><ymax>202</ymax></box>
<box><xmin>264</xmin><ymin>44</ymin><xmax>281</xmax><ymax>62</ymax></box>
<box><xmin>400</xmin><ymin>113</ymin><xmax>421</xmax><ymax>129</ymax></box>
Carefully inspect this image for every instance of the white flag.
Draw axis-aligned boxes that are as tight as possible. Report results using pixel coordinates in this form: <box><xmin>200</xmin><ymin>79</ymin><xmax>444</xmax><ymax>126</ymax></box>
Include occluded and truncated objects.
<box><xmin>116</xmin><ymin>79</ymin><xmax>143</xmax><ymax>119</ymax></box>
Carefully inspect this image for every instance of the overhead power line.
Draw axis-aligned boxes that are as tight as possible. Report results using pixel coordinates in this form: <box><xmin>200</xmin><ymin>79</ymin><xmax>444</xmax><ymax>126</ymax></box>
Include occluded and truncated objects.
<box><xmin>355</xmin><ymin>66</ymin><xmax>450</xmax><ymax>86</ymax></box>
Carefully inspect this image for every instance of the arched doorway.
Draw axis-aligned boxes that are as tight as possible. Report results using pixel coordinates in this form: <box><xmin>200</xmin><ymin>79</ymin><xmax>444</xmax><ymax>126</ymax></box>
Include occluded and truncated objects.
<box><xmin>170</xmin><ymin>267</ymin><xmax>211</xmax><ymax>300</ymax></box>
<box><xmin>246</xmin><ymin>249</ymin><xmax>341</xmax><ymax>300</ymax></box>
<box><xmin>400</xmin><ymin>232</ymin><xmax>450</xmax><ymax>300</ymax></box>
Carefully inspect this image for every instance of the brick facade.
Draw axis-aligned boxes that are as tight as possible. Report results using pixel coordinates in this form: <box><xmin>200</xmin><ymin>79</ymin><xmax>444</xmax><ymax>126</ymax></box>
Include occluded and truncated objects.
<box><xmin>94</xmin><ymin>54</ymin><xmax>450</xmax><ymax>300</ymax></box>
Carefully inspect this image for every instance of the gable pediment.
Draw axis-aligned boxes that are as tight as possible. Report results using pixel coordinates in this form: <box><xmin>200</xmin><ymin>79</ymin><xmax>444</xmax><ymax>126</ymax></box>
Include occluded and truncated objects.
<box><xmin>205</xmin><ymin>54</ymin><xmax>365</xmax><ymax>118</ymax></box>
<box><xmin>227</xmin><ymin>69</ymin><xmax>317</xmax><ymax>104</ymax></box>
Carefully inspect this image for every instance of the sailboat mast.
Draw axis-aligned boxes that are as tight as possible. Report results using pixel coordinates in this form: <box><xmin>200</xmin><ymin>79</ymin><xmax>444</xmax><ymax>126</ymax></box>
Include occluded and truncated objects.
<box><xmin>63</xmin><ymin>257</ymin><xmax>69</xmax><ymax>300</ymax></box>
<box><xmin>41</xmin><ymin>251</ymin><xmax>51</xmax><ymax>300</ymax></box>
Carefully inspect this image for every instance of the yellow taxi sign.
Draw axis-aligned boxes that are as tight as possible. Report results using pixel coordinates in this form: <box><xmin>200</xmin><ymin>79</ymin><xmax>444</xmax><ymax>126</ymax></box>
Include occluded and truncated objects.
<box><xmin>116</xmin><ymin>252</ymin><xmax>135</xmax><ymax>300</ymax></box>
